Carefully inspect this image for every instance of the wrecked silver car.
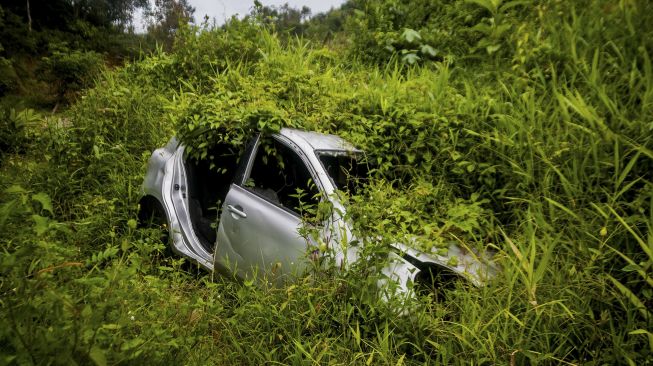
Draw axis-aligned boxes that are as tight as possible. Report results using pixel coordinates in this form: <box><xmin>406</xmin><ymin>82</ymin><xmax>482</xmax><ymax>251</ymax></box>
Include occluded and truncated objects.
<box><xmin>139</xmin><ymin>128</ymin><xmax>495</xmax><ymax>297</ymax></box>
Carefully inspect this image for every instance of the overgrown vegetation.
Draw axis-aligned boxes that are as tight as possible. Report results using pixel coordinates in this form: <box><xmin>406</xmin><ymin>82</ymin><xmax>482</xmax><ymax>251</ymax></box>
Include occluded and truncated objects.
<box><xmin>1</xmin><ymin>0</ymin><xmax>652</xmax><ymax>364</ymax></box>
<box><xmin>0</xmin><ymin>0</ymin><xmax>195</xmax><ymax>112</ymax></box>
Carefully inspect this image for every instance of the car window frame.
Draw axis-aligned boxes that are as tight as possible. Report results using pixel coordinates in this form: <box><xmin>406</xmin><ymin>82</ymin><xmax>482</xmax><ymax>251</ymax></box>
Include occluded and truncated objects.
<box><xmin>314</xmin><ymin>149</ymin><xmax>369</xmax><ymax>194</ymax></box>
<box><xmin>237</xmin><ymin>134</ymin><xmax>325</xmax><ymax>218</ymax></box>
<box><xmin>233</xmin><ymin>134</ymin><xmax>260</xmax><ymax>186</ymax></box>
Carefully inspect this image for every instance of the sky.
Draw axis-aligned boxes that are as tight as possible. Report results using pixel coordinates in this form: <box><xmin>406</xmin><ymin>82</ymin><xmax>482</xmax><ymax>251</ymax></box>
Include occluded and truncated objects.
<box><xmin>135</xmin><ymin>0</ymin><xmax>347</xmax><ymax>30</ymax></box>
<box><xmin>192</xmin><ymin>0</ymin><xmax>348</xmax><ymax>24</ymax></box>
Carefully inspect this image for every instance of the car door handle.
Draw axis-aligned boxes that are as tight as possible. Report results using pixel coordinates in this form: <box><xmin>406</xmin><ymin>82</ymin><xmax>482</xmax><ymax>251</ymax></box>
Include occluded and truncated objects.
<box><xmin>227</xmin><ymin>205</ymin><xmax>247</xmax><ymax>218</ymax></box>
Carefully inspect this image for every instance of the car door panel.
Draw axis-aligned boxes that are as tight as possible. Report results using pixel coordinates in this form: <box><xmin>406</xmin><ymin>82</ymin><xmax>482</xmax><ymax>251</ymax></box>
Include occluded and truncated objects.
<box><xmin>214</xmin><ymin>135</ymin><xmax>322</xmax><ymax>283</ymax></box>
<box><xmin>214</xmin><ymin>210</ymin><xmax>245</xmax><ymax>278</ymax></box>
<box><xmin>216</xmin><ymin>184</ymin><xmax>308</xmax><ymax>282</ymax></box>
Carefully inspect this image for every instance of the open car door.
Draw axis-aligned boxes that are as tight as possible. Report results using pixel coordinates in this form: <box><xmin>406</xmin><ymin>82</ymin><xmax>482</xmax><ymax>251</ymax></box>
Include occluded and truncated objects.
<box><xmin>214</xmin><ymin>136</ymin><xmax>321</xmax><ymax>283</ymax></box>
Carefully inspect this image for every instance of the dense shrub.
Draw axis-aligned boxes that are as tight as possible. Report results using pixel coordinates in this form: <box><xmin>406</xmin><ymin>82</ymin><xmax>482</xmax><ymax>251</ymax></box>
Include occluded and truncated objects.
<box><xmin>343</xmin><ymin>0</ymin><xmax>484</xmax><ymax>64</ymax></box>
<box><xmin>165</xmin><ymin>3</ymin><xmax>653</xmax><ymax>362</ymax></box>
<box><xmin>1</xmin><ymin>0</ymin><xmax>652</xmax><ymax>364</ymax></box>
<box><xmin>0</xmin><ymin>57</ymin><xmax>18</xmax><ymax>96</ymax></box>
<box><xmin>0</xmin><ymin>107</ymin><xmax>40</xmax><ymax>159</ymax></box>
<box><xmin>40</xmin><ymin>48</ymin><xmax>104</xmax><ymax>103</ymax></box>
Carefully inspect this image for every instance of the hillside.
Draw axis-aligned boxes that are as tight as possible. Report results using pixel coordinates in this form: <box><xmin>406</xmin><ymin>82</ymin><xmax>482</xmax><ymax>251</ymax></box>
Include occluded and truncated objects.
<box><xmin>1</xmin><ymin>0</ymin><xmax>652</xmax><ymax>364</ymax></box>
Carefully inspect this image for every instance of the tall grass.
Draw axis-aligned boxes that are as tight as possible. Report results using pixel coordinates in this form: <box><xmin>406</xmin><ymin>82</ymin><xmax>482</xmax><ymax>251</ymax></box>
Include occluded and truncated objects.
<box><xmin>1</xmin><ymin>1</ymin><xmax>652</xmax><ymax>364</ymax></box>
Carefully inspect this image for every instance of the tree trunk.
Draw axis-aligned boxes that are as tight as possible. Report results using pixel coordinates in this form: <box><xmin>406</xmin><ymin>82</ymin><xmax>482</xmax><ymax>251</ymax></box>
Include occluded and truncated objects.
<box><xmin>26</xmin><ymin>0</ymin><xmax>32</xmax><ymax>32</ymax></box>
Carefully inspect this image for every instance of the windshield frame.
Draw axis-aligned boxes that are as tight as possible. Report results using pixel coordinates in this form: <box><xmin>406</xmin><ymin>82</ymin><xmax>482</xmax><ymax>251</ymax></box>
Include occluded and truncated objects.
<box><xmin>314</xmin><ymin>149</ymin><xmax>369</xmax><ymax>196</ymax></box>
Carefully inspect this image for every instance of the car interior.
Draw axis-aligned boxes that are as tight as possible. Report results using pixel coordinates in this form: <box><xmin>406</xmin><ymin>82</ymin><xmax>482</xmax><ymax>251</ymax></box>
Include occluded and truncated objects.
<box><xmin>245</xmin><ymin>139</ymin><xmax>320</xmax><ymax>216</ymax></box>
<box><xmin>185</xmin><ymin>144</ymin><xmax>240</xmax><ymax>251</ymax></box>
<box><xmin>317</xmin><ymin>152</ymin><xmax>369</xmax><ymax>195</ymax></box>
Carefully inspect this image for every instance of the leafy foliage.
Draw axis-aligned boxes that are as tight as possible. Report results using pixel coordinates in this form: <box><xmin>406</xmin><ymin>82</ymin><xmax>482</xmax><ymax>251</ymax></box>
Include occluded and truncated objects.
<box><xmin>0</xmin><ymin>107</ymin><xmax>40</xmax><ymax>157</ymax></box>
<box><xmin>1</xmin><ymin>0</ymin><xmax>652</xmax><ymax>364</ymax></box>
<box><xmin>40</xmin><ymin>48</ymin><xmax>105</xmax><ymax>103</ymax></box>
<box><xmin>145</xmin><ymin>0</ymin><xmax>195</xmax><ymax>50</ymax></box>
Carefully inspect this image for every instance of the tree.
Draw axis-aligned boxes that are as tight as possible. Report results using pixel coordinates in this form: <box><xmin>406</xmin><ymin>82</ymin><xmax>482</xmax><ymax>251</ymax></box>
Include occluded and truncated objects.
<box><xmin>250</xmin><ymin>2</ymin><xmax>311</xmax><ymax>37</ymax></box>
<box><xmin>105</xmin><ymin>0</ymin><xmax>150</xmax><ymax>30</ymax></box>
<box><xmin>26</xmin><ymin>0</ymin><xmax>31</xmax><ymax>31</ymax></box>
<box><xmin>146</xmin><ymin>0</ymin><xmax>195</xmax><ymax>49</ymax></box>
<box><xmin>1</xmin><ymin>0</ymin><xmax>148</xmax><ymax>31</ymax></box>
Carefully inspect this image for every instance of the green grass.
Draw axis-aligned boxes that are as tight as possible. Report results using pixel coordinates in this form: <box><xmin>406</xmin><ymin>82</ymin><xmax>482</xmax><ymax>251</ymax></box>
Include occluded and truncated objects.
<box><xmin>1</xmin><ymin>1</ymin><xmax>652</xmax><ymax>364</ymax></box>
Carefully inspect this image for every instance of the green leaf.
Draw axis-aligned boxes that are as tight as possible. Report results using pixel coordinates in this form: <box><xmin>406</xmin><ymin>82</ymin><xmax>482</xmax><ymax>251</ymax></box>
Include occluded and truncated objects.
<box><xmin>32</xmin><ymin>214</ymin><xmax>50</xmax><ymax>236</ymax></box>
<box><xmin>486</xmin><ymin>44</ymin><xmax>501</xmax><ymax>54</ymax></box>
<box><xmin>81</xmin><ymin>305</ymin><xmax>92</xmax><ymax>318</ymax></box>
<box><xmin>494</xmin><ymin>23</ymin><xmax>512</xmax><ymax>38</ymax></box>
<box><xmin>102</xmin><ymin>324</ymin><xmax>122</xmax><ymax>330</ymax></box>
<box><xmin>471</xmin><ymin>23</ymin><xmax>493</xmax><ymax>36</ymax></box>
<box><xmin>607</xmin><ymin>275</ymin><xmax>652</xmax><ymax>319</ymax></box>
<box><xmin>447</xmin><ymin>256</ymin><xmax>459</xmax><ymax>266</ymax></box>
<box><xmin>628</xmin><ymin>329</ymin><xmax>653</xmax><ymax>351</ymax></box>
<box><xmin>500</xmin><ymin>0</ymin><xmax>532</xmax><ymax>13</ymax></box>
<box><xmin>32</xmin><ymin>192</ymin><xmax>53</xmax><ymax>215</ymax></box>
<box><xmin>401</xmin><ymin>28</ymin><xmax>422</xmax><ymax>44</ymax></box>
<box><xmin>120</xmin><ymin>337</ymin><xmax>145</xmax><ymax>351</ymax></box>
<box><xmin>420</xmin><ymin>45</ymin><xmax>438</xmax><ymax>57</ymax></box>
<box><xmin>89</xmin><ymin>346</ymin><xmax>107</xmax><ymax>366</ymax></box>
<box><xmin>465</xmin><ymin>0</ymin><xmax>500</xmax><ymax>14</ymax></box>
<box><xmin>401</xmin><ymin>53</ymin><xmax>420</xmax><ymax>65</ymax></box>
<box><xmin>121</xmin><ymin>239</ymin><xmax>131</xmax><ymax>252</ymax></box>
<box><xmin>5</xmin><ymin>185</ymin><xmax>26</xmax><ymax>194</ymax></box>
<box><xmin>0</xmin><ymin>200</ymin><xmax>17</xmax><ymax>230</ymax></box>
<box><xmin>621</xmin><ymin>263</ymin><xmax>641</xmax><ymax>272</ymax></box>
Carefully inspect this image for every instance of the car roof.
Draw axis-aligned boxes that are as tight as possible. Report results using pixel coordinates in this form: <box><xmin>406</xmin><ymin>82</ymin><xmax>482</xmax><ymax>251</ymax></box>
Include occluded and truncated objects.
<box><xmin>278</xmin><ymin>128</ymin><xmax>361</xmax><ymax>152</ymax></box>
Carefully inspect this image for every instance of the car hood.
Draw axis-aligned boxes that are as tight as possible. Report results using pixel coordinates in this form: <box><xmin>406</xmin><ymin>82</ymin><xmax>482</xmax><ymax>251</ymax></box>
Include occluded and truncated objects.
<box><xmin>390</xmin><ymin>241</ymin><xmax>498</xmax><ymax>287</ymax></box>
<box><xmin>328</xmin><ymin>234</ymin><xmax>498</xmax><ymax>303</ymax></box>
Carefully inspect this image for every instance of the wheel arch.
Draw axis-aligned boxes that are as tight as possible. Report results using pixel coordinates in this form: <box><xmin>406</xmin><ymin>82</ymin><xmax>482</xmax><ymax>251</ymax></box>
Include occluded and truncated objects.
<box><xmin>137</xmin><ymin>195</ymin><xmax>168</xmax><ymax>226</ymax></box>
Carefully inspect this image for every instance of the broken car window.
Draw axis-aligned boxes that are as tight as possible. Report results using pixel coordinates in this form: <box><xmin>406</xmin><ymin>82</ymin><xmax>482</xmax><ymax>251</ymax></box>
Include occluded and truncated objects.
<box><xmin>316</xmin><ymin>150</ymin><xmax>369</xmax><ymax>196</ymax></box>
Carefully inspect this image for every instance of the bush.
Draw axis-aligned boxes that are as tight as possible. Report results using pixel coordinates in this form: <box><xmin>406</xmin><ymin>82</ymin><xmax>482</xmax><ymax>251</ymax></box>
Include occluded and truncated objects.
<box><xmin>0</xmin><ymin>58</ymin><xmax>18</xmax><ymax>96</ymax></box>
<box><xmin>1</xmin><ymin>1</ymin><xmax>652</xmax><ymax>364</ymax></box>
<box><xmin>40</xmin><ymin>48</ymin><xmax>104</xmax><ymax>103</ymax></box>
<box><xmin>0</xmin><ymin>107</ymin><xmax>41</xmax><ymax>159</ymax></box>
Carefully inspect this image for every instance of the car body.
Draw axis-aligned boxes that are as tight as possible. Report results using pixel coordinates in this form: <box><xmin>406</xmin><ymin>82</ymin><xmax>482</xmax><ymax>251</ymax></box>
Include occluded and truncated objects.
<box><xmin>139</xmin><ymin>128</ymin><xmax>496</xmax><ymax>297</ymax></box>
